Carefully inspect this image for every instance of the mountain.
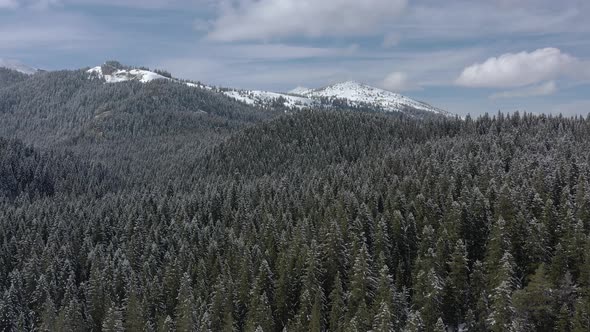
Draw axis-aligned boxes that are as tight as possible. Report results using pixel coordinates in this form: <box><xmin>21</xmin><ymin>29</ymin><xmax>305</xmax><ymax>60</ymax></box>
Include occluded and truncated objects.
<box><xmin>221</xmin><ymin>89</ymin><xmax>315</xmax><ymax>110</ymax></box>
<box><xmin>87</xmin><ymin>61</ymin><xmax>210</xmax><ymax>89</ymax></box>
<box><xmin>0</xmin><ymin>65</ymin><xmax>274</xmax><ymax>185</ymax></box>
<box><xmin>301</xmin><ymin>81</ymin><xmax>448</xmax><ymax>115</ymax></box>
<box><xmin>88</xmin><ymin>65</ymin><xmax>169</xmax><ymax>83</ymax></box>
<box><xmin>221</xmin><ymin>81</ymin><xmax>451</xmax><ymax>117</ymax></box>
<box><xmin>0</xmin><ymin>58</ymin><xmax>38</xmax><ymax>75</ymax></box>
<box><xmin>85</xmin><ymin>61</ymin><xmax>451</xmax><ymax>117</ymax></box>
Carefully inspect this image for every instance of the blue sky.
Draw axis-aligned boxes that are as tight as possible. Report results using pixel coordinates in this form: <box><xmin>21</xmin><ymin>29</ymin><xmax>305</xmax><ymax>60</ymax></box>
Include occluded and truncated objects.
<box><xmin>1</xmin><ymin>0</ymin><xmax>589</xmax><ymax>116</ymax></box>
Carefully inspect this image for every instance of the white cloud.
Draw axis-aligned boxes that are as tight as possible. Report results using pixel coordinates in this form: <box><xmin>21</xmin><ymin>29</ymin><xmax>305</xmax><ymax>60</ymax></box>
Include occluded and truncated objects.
<box><xmin>208</xmin><ymin>0</ymin><xmax>407</xmax><ymax>41</ymax></box>
<box><xmin>381</xmin><ymin>71</ymin><xmax>419</xmax><ymax>92</ymax></box>
<box><xmin>490</xmin><ymin>81</ymin><xmax>557</xmax><ymax>99</ymax></box>
<box><xmin>456</xmin><ymin>48</ymin><xmax>578</xmax><ymax>88</ymax></box>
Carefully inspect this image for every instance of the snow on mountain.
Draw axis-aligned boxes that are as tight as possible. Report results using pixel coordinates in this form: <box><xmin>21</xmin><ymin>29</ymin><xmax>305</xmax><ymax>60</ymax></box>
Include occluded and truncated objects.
<box><xmin>302</xmin><ymin>81</ymin><xmax>449</xmax><ymax>115</ymax></box>
<box><xmin>222</xmin><ymin>89</ymin><xmax>315</xmax><ymax>109</ymax></box>
<box><xmin>288</xmin><ymin>86</ymin><xmax>312</xmax><ymax>95</ymax></box>
<box><xmin>222</xmin><ymin>81</ymin><xmax>451</xmax><ymax>116</ymax></box>
<box><xmin>0</xmin><ymin>59</ymin><xmax>38</xmax><ymax>75</ymax></box>
<box><xmin>87</xmin><ymin>66</ymin><xmax>169</xmax><ymax>83</ymax></box>
<box><xmin>87</xmin><ymin>64</ymin><xmax>211</xmax><ymax>90</ymax></box>
<box><xmin>85</xmin><ymin>62</ymin><xmax>450</xmax><ymax>116</ymax></box>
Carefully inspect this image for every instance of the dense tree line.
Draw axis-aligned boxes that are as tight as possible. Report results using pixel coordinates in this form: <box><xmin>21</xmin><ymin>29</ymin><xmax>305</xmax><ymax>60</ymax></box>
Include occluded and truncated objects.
<box><xmin>0</xmin><ymin>137</ymin><xmax>115</xmax><ymax>200</ymax></box>
<box><xmin>1</xmin><ymin>68</ymin><xmax>590</xmax><ymax>331</ymax></box>
<box><xmin>0</xmin><ymin>68</ymin><xmax>29</xmax><ymax>87</ymax></box>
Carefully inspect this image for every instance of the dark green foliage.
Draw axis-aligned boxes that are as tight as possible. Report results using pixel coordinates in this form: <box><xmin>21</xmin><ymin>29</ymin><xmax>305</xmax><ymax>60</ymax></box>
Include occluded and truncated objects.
<box><xmin>0</xmin><ymin>72</ymin><xmax>589</xmax><ymax>331</ymax></box>
<box><xmin>0</xmin><ymin>67</ymin><xmax>29</xmax><ymax>87</ymax></box>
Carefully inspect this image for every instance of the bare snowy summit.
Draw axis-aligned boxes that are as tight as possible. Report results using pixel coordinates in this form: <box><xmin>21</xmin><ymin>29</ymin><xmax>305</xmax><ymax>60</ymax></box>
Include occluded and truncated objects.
<box><xmin>87</xmin><ymin>65</ymin><xmax>169</xmax><ymax>83</ymax></box>
<box><xmin>301</xmin><ymin>81</ymin><xmax>449</xmax><ymax>115</ymax></box>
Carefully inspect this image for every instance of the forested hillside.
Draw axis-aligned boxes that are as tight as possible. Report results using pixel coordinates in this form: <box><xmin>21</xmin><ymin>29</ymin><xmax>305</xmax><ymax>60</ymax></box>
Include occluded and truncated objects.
<box><xmin>1</xmin><ymin>67</ymin><xmax>590</xmax><ymax>332</ymax></box>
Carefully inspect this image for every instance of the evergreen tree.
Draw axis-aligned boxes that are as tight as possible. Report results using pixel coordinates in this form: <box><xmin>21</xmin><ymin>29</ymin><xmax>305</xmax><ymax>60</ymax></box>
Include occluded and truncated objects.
<box><xmin>175</xmin><ymin>273</ymin><xmax>196</xmax><ymax>331</ymax></box>
<box><xmin>347</xmin><ymin>241</ymin><xmax>375</xmax><ymax>330</ymax></box>
<box><xmin>329</xmin><ymin>272</ymin><xmax>346</xmax><ymax>332</ymax></box>
<box><xmin>487</xmin><ymin>253</ymin><xmax>516</xmax><ymax>332</ymax></box>
<box><xmin>513</xmin><ymin>263</ymin><xmax>554</xmax><ymax>331</ymax></box>
<box><xmin>443</xmin><ymin>240</ymin><xmax>469</xmax><ymax>327</ymax></box>
<box><xmin>102</xmin><ymin>304</ymin><xmax>125</xmax><ymax>332</ymax></box>
<box><xmin>372</xmin><ymin>300</ymin><xmax>394</xmax><ymax>332</ymax></box>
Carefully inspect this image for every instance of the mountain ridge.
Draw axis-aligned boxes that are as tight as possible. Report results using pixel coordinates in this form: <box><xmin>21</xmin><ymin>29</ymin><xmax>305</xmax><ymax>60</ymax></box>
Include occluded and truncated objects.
<box><xmin>75</xmin><ymin>61</ymin><xmax>454</xmax><ymax>117</ymax></box>
<box><xmin>0</xmin><ymin>58</ymin><xmax>38</xmax><ymax>75</ymax></box>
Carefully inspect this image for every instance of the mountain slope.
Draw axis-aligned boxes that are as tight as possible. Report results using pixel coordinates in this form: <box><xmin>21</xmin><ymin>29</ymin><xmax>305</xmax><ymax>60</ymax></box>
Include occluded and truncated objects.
<box><xmin>0</xmin><ymin>67</ymin><xmax>30</xmax><ymax>87</ymax></box>
<box><xmin>0</xmin><ymin>68</ymin><xmax>276</xmax><ymax>185</ymax></box>
<box><xmin>301</xmin><ymin>81</ymin><xmax>449</xmax><ymax>115</ymax></box>
<box><xmin>221</xmin><ymin>81</ymin><xmax>452</xmax><ymax>117</ymax></box>
<box><xmin>84</xmin><ymin>61</ymin><xmax>451</xmax><ymax>117</ymax></box>
<box><xmin>0</xmin><ymin>59</ymin><xmax>38</xmax><ymax>75</ymax></box>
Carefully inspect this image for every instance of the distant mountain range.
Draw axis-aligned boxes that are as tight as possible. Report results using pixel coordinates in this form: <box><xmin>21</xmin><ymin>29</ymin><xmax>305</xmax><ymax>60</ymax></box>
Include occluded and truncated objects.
<box><xmin>221</xmin><ymin>80</ymin><xmax>450</xmax><ymax>116</ymax></box>
<box><xmin>83</xmin><ymin>62</ymin><xmax>451</xmax><ymax>117</ymax></box>
<box><xmin>2</xmin><ymin>60</ymin><xmax>452</xmax><ymax>117</ymax></box>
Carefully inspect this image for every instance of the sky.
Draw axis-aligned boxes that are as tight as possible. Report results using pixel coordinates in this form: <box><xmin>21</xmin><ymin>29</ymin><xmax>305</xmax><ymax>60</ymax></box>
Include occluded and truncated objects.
<box><xmin>1</xmin><ymin>0</ymin><xmax>589</xmax><ymax>116</ymax></box>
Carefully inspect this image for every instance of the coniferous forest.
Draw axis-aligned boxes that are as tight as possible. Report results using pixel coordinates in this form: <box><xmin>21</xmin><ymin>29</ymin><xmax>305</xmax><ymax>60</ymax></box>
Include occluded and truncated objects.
<box><xmin>2</xmin><ymin>68</ymin><xmax>590</xmax><ymax>332</ymax></box>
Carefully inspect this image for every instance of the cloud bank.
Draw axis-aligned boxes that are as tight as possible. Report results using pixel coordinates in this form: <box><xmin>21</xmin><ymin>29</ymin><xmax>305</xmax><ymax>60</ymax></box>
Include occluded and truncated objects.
<box><xmin>381</xmin><ymin>71</ymin><xmax>420</xmax><ymax>92</ymax></box>
<box><xmin>456</xmin><ymin>48</ymin><xmax>577</xmax><ymax>88</ymax></box>
<box><xmin>208</xmin><ymin>0</ymin><xmax>407</xmax><ymax>41</ymax></box>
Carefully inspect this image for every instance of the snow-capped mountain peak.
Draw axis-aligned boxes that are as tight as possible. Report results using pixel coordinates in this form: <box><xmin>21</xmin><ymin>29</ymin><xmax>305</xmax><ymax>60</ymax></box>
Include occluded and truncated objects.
<box><xmin>83</xmin><ymin>61</ymin><xmax>451</xmax><ymax>117</ymax></box>
<box><xmin>87</xmin><ymin>65</ymin><xmax>169</xmax><ymax>83</ymax></box>
<box><xmin>300</xmin><ymin>80</ymin><xmax>449</xmax><ymax>116</ymax></box>
<box><xmin>87</xmin><ymin>62</ymin><xmax>211</xmax><ymax>90</ymax></box>
<box><xmin>0</xmin><ymin>59</ymin><xmax>38</xmax><ymax>75</ymax></box>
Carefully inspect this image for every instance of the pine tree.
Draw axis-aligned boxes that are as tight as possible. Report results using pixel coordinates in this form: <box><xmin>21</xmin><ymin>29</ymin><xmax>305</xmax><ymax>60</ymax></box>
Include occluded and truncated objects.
<box><xmin>329</xmin><ymin>272</ymin><xmax>346</xmax><ymax>332</ymax></box>
<box><xmin>556</xmin><ymin>303</ymin><xmax>572</xmax><ymax>332</ymax></box>
<box><xmin>487</xmin><ymin>253</ymin><xmax>516</xmax><ymax>332</ymax></box>
<box><xmin>550</xmin><ymin>243</ymin><xmax>569</xmax><ymax>286</ymax></box>
<box><xmin>39</xmin><ymin>295</ymin><xmax>57</xmax><ymax>332</ymax></box>
<box><xmin>124</xmin><ymin>286</ymin><xmax>145</xmax><ymax>332</ymax></box>
<box><xmin>485</xmin><ymin>218</ymin><xmax>511</xmax><ymax>287</ymax></box>
<box><xmin>434</xmin><ymin>317</ymin><xmax>446</xmax><ymax>332</ymax></box>
<box><xmin>443</xmin><ymin>240</ymin><xmax>469</xmax><ymax>327</ymax></box>
<box><xmin>175</xmin><ymin>272</ymin><xmax>196</xmax><ymax>331</ymax></box>
<box><xmin>244</xmin><ymin>292</ymin><xmax>273</xmax><ymax>332</ymax></box>
<box><xmin>372</xmin><ymin>300</ymin><xmax>394</xmax><ymax>332</ymax></box>
<box><xmin>573</xmin><ymin>298</ymin><xmax>590</xmax><ymax>332</ymax></box>
<box><xmin>102</xmin><ymin>304</ymin><xmax>125</xmax><ymax>332</ymax></box>
<box><xmin>374</xmin><ymin>260</ymin><xmax>394</xmax><ymax>313</ymax></box>
<box><xmin>512</xmin><ymin>263</ymin><xmax>554</xmax><ymax>331</ymax></box>
<box><xmin>293</xmin><ymin>240</ymin><xmax>325</xmax><ymax>331</ymax></box>
<box><xmin>404</xmin><ymin>310</ymin><xmax>424</xmax><ymax>332</ymax></box>
<box><xmin>56</xmin><ymin>297</ymin><xmax>85</xmax><ymax>332</ymax></box>
<box><xmin>347</xmin><ymin>241</ymin><xmax>375</xmax><ymax>330</ymax></box>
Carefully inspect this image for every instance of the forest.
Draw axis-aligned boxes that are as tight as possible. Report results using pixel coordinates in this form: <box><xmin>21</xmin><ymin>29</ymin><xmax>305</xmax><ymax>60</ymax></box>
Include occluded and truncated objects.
<box><xmin>1</xmin><ymin>68</ymin><xmax>590</xmax><ymax>331</ymax></box>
